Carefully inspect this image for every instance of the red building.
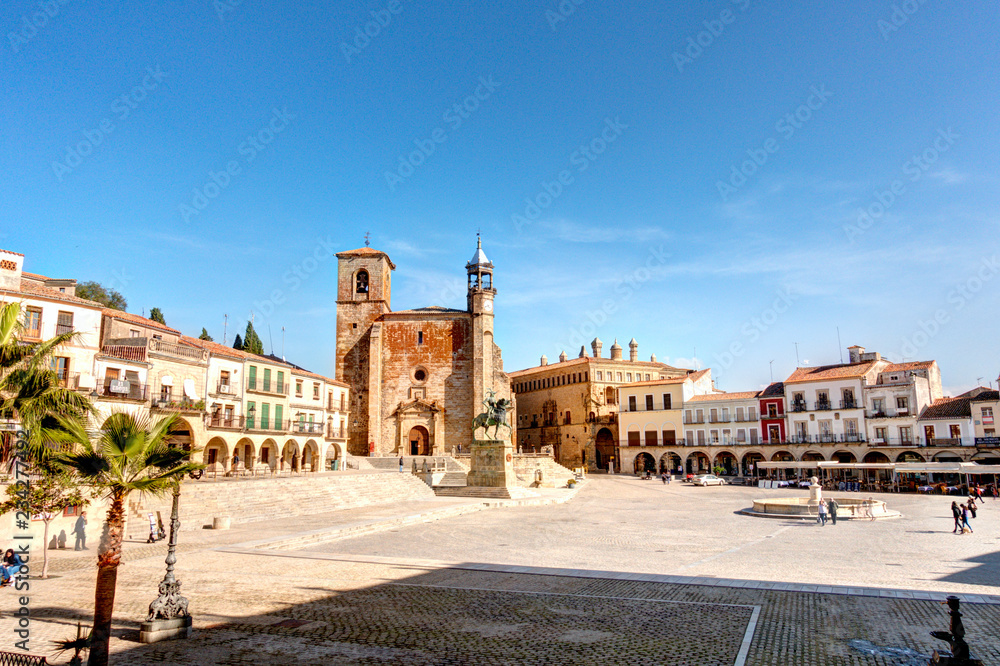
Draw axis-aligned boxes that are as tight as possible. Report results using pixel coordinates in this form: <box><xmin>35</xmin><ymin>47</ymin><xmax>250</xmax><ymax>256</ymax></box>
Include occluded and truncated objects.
<box><xmin>759</xmin><ymin>382</ymin><xmax>786</xmax><ymax>445</ymax></box>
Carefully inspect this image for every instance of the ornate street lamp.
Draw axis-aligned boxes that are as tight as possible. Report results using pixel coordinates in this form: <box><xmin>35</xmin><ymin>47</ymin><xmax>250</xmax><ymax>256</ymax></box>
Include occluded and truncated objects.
<box><xmin>138</xmin><ymin>482</ymin><xmax>191</xmax><ymax>643</ymax></box>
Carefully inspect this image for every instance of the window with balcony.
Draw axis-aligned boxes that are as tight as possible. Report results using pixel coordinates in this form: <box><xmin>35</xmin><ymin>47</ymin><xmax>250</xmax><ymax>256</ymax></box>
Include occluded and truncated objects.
<box><xmin>628</xmin><ymin>396</ymin><xmax>636</xmax><ymax>412</ymax></box>
<box><xmin>616</xmin><ymin>372</ymin><xmax>622</xmax><ymax>382</ymax></box>
<box><xmin>736</xmin><ymin>407</ymin><xmax>745</xmax><ymax>422</ymax></box>
<box><xmin>662</xmin><ymin>394</ymin><xmax>671</xmax><ymax>410</ymax></box>
<box><xmin>710</xmin><ymin>430</ymin><xmax>719</xmax><ymax>443</ymax></box>
<box><xmin>710</xmin><ymin>408</ymin><xmax>718</xmax><ymax>422</ymax></box>
<box><xmin>721</xmin><ymin>408</ymin><xmax>730</xmax><ymax>421</ymax></box>
<box><xmin>896</xmin><ymin>396</ymin><xmax>909</xmax><ymax>412</ymax></box>
<box><xmin>261</xmin><ymin>403</ymin><xmax>270</xmax><ymax>429</ymax></box>
<box><xmin>263</xmin><ymin>368</ymin><xmax>272</xmax><ymax>392</ymax></box>
<box><xmin>686</xmin><ymin>431</ymin><xmax>694</xmax><ymax>445</ymax></box>
<box><xmin>160</xmin><ymin>384</ymin><xmax>172</xmax><ymax>402</ymax></box>
<box><xmin>816</xmin><ymin>391</ymin><xmax>830</xmax><ymax>409</ymax></box>
<box><xmin>949</xmin><ymin>424</ymin><xmax>961</xmax><ymax>438</ymax></box>
<box><xmin>596</xmin><ymin>371</ymin><xmax>602</xmax><ymax>380</ymax></box>
<box><xmin>872</xmin><ymin>398</ymin><xmax>884</xmax><ymax>415</ymax></box>
<box><xmin>767</xmin><ymin>403</ymin><xmax>778</xmax><ymax>418</ymax></box>
<box><xmin>842</xmin><ymin>389</ymin><xmax>856</xmax><ymax>408</ymax></box>
<box><xmin>56</xmin><ymin>311</ymin><xmax>74</xmax><ymax>335</ymax></box>
<box><xmin>874</xmin><ymin>427</ymin><xmax>887</xmax><ymax>442</ymax></box>
<box><xmin>899</xmin><ymin>426</ymin><xmax>912</xmax><ymax>445</ymax></box>
<box><xmin>277</xmin><ymin>371</ymin><xmax>285</xmax><ymax>394</ymax></box>
<box><xmin>626</xmin><ymin>373</ymin><xmax>632</xmax><ymax>382</ymax></box>
<box><xmin>645</xmin><ymin>430</ymin><xmax>658</xmax><ymax>446</ymax></box>
<box><xmin>983</xmin><ymin>407</ymin><xmax>995</xmax><ymax>425</ymax></box>
<box><xmin>313</xmin><ymin>383</ymin><xmax>320</xmax><ymax>400</ymax></box>
<box><xmin>295</xmin><ymin>380</ymin><xmax>303</xmax><ymax>397</ymax></box>
<box><xmin>697</xmin><ymin>431</ymin><xmax>706</xmax><ymax>445</ymax></box>
<box><xmin>696</xmin><ymin>409</ymin><xmax>704</xmax><ymax>423</ymax></box>
<box><xmin>645</xmin><ymin>395</ymin><xmax>653</xmax><ymax>411</ymax></box>
<box><xmin>23</xmin><ymin>307</ymin><xmax>41</xmax><ymax>339</ymax></box>
<box><xmin>750</xmin><ymin>428</ymin><xmax>759</xmax><ymax>444</ymax></box>
<box><xmin>748</xmin><ymin>407</ymin><xmax>757</xmax><ymax>420</ymax></box>
<box><xmin>627</xmin><ymin>431</ymin><xmax>640</xmax><ymax>446</ymax></box>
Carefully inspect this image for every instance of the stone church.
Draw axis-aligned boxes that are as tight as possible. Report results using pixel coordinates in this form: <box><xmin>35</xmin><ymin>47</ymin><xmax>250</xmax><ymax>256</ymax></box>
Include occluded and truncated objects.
<box><xmin>335</xmin><ymin>238</ymin><xmax>514</xmax><ymax>457</ymax></box>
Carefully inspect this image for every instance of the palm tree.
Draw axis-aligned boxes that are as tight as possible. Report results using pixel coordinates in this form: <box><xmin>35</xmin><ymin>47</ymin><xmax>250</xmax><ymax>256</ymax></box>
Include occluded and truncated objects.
<box><xmin>0</xmin><ymin>301</ymin><xmax>92</xmax><ymax>457</ymax></box>
<box><xmin>54</xmin><ymin>411</ymin><xmax>202</xmax><ymax>666</ymax></box>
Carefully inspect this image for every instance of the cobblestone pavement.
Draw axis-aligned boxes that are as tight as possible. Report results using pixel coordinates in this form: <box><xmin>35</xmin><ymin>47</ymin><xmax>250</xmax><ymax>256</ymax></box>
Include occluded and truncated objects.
<box><xmin>3</xmin><ymin>476</ymin><xmax>999</xmax><ymax>664</ymax></box>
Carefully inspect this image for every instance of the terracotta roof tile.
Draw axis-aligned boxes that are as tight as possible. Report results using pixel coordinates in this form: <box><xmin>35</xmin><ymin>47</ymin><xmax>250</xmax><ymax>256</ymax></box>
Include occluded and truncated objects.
<box><xmin>509</xmin><ymin>356</ymin><xmax>688</xmax><ymax>378</ymax></box>
<box><xmin>0</xmin><ymin>280</ymin><xmax>103</xmax><ymax>309</ymax></box>
<box><xmin>0</xmin><ymin>249</ymin><xmax>25</xmax><ymax>257</ymax></box>
<box><xmin>179</xmin><ymin>335</ymin><xmax>248</xmax><ymax>360</ymax></box>
<box><xmin>336</xmin><ymin>247</ymin><xmax>396</xmax><ymax>269</ymax></box>
<box><xmin>102</xmin><ymin>308</ymin><xmax>180</xmax><ymax>334</ymax></box>
<box><xmin>970</xmin><ymin>389</ymin><xmax>999</xmax><ymax>402</ymax></box>
<box><xmin>882</xmin><ymin>361</ymin><xmax>936</xmax><ymax>372</ymax></box>
<box><xmin>760</xmin><ymin>382</ymin><xmax>785</xmax><ymax>398</ymax></box>
<box><xmin>784</xmin><ymin>361</ymin><xmax>880</xmax><ymax>384</ymax></box>
<box><xmin>919</xmin><ymin>396</ymin><xmax>972</xmax><ymax>420</ymax></box>
<box><xmin>20</xmin><ymin>271</ymin><xmax>51</xmax><ymax>281</ymax></box>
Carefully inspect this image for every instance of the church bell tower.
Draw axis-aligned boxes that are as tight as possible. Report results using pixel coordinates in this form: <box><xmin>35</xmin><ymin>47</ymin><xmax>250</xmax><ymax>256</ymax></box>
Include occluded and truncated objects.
<box><xmin>467</xmin><ymin>235</ymin><xmax>497</xmax><ymax>427</ymax></box>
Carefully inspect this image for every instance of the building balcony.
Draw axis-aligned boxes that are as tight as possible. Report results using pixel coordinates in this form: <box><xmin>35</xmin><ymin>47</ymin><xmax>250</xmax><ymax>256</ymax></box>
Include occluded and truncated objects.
<box><xmin>683</xmin><ymin>417</ymin><xmax>705</xmax><ymax>424</ymax></box>
<box><xmin>866</xmin><ymin>409</ymin><xmax>911</xmax><ymax>419</ymax></box>
<box><xmin>709</xmin><ymin>416</ymin><xmax>730</xmax><ymax>423</ymax></box>
<box><xmin>790</xmin><ymin>403</ymin><xmax>807</xmax><ymax>413</ymax></box>
<box><xmin>213</xmin><ymin>381</ymin><xmax>238</xmax><ymax>396</ymax></box>
<box><xmin>246</xmin><ymin>378</ymin><xmax>288</xmax><ymax>396</ymax></box>
<box><xmin>326</xmin><ymin>428</ymin><xmax>345</xmax><ymax>440</ymax></box>
<box><xmin>55</xmin><ymin>324</ymin><xmax>74</xmax><ymax>336</ymax></box>
<box><xmin>53</xmin><ymin>372</ymin><xmax>82</xmax><ymax>389</ymax></box>
<box><xmin>148</xmin><ymin>338</ymin><xmax>206</xmax><ymax>362</ymax></box>
<box><xmin>814</xmin><ymin>401</ymin><xmax>833</xmax><ymax>411</ymax></box>
<box><xmin>734</xmin><ymin>414</ymin><xmax>759</xmax><ymax>422</ymax></box>
<box><xmin>205</xmin><ymin>415</ymin><xmax>244</xmax><ymax>430</ymax></box>
<box><xmin>244</xmin><ymin>418</ymin><xmax>291</xmax><ymax>434</ymax></box>
<box><xmin>95</xmin><ymin>382</ymin><xmax>149</xmax><ymax>402</ymax></box>
<box><xmin>292</xmin><ymin>420</ymin><xmax>325</xmax><ymax>435</ymax></box>
<box><xmin>101</xmin><ymin>343</ymin><xmax>147</xmax><ymax>363</ymax></box>
<box><xmin>785</xmin><ymin>434</ymin><xmax>867</xmax><ymax>444</ymax></box>
<box><xmin>150</xmin><ymin>398</ymin><xmax>205</xmax><ymax>414</ymax></box>
<box><xmin>22</xmin><ymin>327</ymin><xmax>42</xmax><ymax>341</ymax></box>
<box><xmin>840</xmin><ymin>399</ymin><xmax>858</xmax><ymax>409</ymax></box>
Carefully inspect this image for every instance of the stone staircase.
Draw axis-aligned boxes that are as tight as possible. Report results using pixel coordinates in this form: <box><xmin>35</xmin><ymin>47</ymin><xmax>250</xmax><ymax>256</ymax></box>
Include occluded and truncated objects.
<box><xmin>513</xmin><ymin>456</ymin><xmax>577</xmax><ymax>488</ymax></box>
<box><xmin>125</xmin><ymin>472</ymin><xmax>436</xmax><ymax>536</ymax></box>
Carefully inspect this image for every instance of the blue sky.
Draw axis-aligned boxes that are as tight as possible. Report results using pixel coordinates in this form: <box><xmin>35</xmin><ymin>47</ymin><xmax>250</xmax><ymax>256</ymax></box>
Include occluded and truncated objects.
<box><xmin>2</xmin><ymin>1</ymin><xmax>997</xmax><ymax>394</ymax></box>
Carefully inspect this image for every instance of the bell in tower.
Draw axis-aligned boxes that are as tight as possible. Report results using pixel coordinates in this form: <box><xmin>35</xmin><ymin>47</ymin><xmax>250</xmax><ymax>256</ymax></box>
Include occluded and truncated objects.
<box><xmin>466</xmin><ymin>233</ymin><xmax>496</xmax><ymax>313</ymax></box>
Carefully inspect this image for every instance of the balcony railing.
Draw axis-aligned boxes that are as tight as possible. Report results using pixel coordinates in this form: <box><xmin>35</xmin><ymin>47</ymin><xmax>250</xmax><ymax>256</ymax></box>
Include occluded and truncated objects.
<box><xmin>866</xmin><ymin>409</ymin><xmax>910</xmax><ymax>419</ymax></box>
<box><xmin>55</xmin><ymin>324</ymin><xmax>74</xmax><ymax>335</ymax></box>
<box><xmin>292</xmin><ymin>421</ymin><xmax>325</xmax><ymax>435</ymax></box>
<box><xmin>96</xmin><ymin>382</ymin><xmax>149</xmax><ymax>402</ymax></box>
<box><xmin>246</xmin><ymin>378</ymin><xmax>288</xmax><ymax>396</ymax></box>
<box><xmin>245</xmin><ymin>418</ymin><xmax>291</xmax><ymax>433</ymax></box>
<box><xmin>150</xmin><ymin>398</ymin><xmax>205</xmax><ymax>413</ymax></box>
<box><xmin>215</xmin><ymin>381</ymin><xmax>236</xmax><ymax>395</ymax></box>
<box><xmin>148</xmin><ymin>338</ymin><xmax>206</xmax><ymax>361</ymax></box>
<box><xmin>101</xmin><ymin>344</ymin><xmax>147</xmax><ymax>362</ymax></box>
<box><xmin>683</xmin><ymin>417</ymin><xmax>705</xmax><ymax>424</ymax></box>
<box><xmin>327</xmin><ymin>427</ymin><xmax>345</xmax><ymax>439</ymax></box>
<box><xmin>791</xmin><ymin>402</ymin><xmax>807</xmax><ymax>413</ymax></box>
<box><xmin>205</xmin><ymin>415</ymin><xmax>244</xmax><ymax>430</ymax></box>
<box><xmin>734</xmin><ymin>413</ymin><xmax>758</xmax><ymax>422</ymax></box>
<box><xmin>53</xmin><ymin>372</ymin><xmax>81</xmax><ymax>389</ymax></box>
<box><xmin>785</xmin><ymin>434</ymin><xmax>867</xmax><ymax>444</ymax></box>
<box><xmin>709</xmin><ymin>416</ymin><xmax>729</xmax><ymax>423</ymax></box>
<box><xmin>22</xmin><ymin>327</ymin><xmax>42</xmax><ymax>340</ymax></box>
<box><xmin>840</xmin><ymin>399</ymin><xmax>858</xmax><ymax>409</ymax></box>
<box><xmin>815</xmin><ymin>401</ymin><xmax>832</xmax><ymax>411</ymax></box>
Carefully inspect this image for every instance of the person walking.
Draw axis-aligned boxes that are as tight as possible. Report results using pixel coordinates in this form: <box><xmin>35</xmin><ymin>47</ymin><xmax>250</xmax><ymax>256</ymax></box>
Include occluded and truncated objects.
<box><xmin>73</xmin><ymin>511</ymin><xmax>88</xmax><ymax>550</ymax></box>
<box><xmin>817</xmin><ymin>500</ymin><xmax>828</xmax><ymax>526</ymax></box>
<box><xmin>827</xmin><ymin>497</ymin><xmax>839</xmax><ymax>525</ymax></box>
<box><xmin>952</xmin><ymin>501</ymin><xmax>962</xmax><ymax>533</ymax></box>
<box><xmin>398</xmin><ymin>456</ymin><xmax>404</xmax><ymax>473</ymax></box>
<box><xmin>967</xmin><ymin>498</ymin><xmax>977</xmax><ymax>520</ymax></box>
<box><xmin>960</xmin><ymin>503</ymin><xmax>973</xmax><ymax>534</ymax></box>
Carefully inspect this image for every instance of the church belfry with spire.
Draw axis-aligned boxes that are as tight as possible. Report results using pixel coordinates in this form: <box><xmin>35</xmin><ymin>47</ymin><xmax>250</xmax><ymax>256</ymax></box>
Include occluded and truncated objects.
<box><xmin>334</xmin><ymin>236</ymin><xmax>513</xmax><ymax>458</ymax></box>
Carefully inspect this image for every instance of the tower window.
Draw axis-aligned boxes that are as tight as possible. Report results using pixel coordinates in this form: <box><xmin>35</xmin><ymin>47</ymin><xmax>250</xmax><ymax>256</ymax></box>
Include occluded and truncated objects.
<box><xmin>356</xmin><ymin>270</ymin><xmax>369</xmax><ymax>294</ymax></box>
<box><xmin>418</xmin><ymin>331</ymin><xmax>424</xmax><ymax>345</ymax></box>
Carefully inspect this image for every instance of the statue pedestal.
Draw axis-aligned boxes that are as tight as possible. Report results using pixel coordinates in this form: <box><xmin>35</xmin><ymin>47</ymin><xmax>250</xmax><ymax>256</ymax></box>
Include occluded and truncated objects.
<box><xmin>467</xmin><ymin>439</ymin><xmax>516</xmax><ymax>488</ymax></box>
<box><xmin>139</xmin><ymin>616</ymin><xmax>192</xmax><ymax>643</ymax></box>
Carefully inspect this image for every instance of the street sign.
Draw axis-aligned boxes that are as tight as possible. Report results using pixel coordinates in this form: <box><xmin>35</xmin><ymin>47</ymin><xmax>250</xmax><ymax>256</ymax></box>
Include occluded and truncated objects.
<box><xmin>110</xmin><ymin>379</ymin><xmax>130</xmax><ymax>394</ymax></box>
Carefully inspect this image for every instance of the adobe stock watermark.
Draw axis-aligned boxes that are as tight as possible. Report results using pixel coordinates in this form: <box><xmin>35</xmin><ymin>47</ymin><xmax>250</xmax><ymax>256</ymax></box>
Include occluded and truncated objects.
<box><xmin>179</xmin><ymin>107</ymin><xmax>295</xmax><ymax>223</ymax></box>
<box><xmin>716</xmin><ymin>84</ymin><xmax>832</xmax><ymax>201</ymax></box>
<box><xmin>7</xmin><ymin>0</ymin><xmax>74</xmax><ymax>53</ymax></box>
<box><xmin>877</xmin><ymin>0</ymin><xmax>929</xmax><ymax>41</ymax></box>
<box><xmin>843</xmin><ymin>127</ymin><xmax>958</xmax><ymax>244</ymax></box>
<box><xmin>384</xmin><ymin>75</ymin><xmax>500</xmax><ymax>191</ymax></box>
<box><xmin>558</xmin><ymin>244</ymin><xmax>669</xmax><ymax>352</ymax></box>
<box><xmin>340</xmin><ymin>0</ymin><xmax>406</xmax><ymax>63</ymax></box>
<box><xmin>714</xmin><ymin>288</ymin><xmax>797</xmax><ymax>370</ymax></box>
<box><xmin>672</xmin><ymin>0</ymin><xmax>752</xmax><ymax>73</ymax></box>
<box><xmin>896</xmin><ymin>254</ymin><xmax>998</xmax><ymax>360</ymax></box>
<box><xmin>511</xmin><ymin>117</ymin><xmax>627</xmax><ymax>233</ymax></box>
<box><xmin>214</xmin><ymin>0</ymin><xmax>244</xmax><ymax>21</ymax></box>
<box><xmin>253</xmin><ymin>235</ymin><xmax>339</xmax><ymax>321</ymax></box>
<box><xmin>50</xmin><ymin>66</ymin><xmax>169</xmax><ymax>182</ymax></box>
<box><xmin>545</xmin><ymin>0</ymin><xmax>587</xmax><ymax>31</ymax></box>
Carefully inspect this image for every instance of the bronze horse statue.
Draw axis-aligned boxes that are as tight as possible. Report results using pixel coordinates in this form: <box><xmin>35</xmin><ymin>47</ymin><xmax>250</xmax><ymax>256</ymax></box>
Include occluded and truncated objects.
<box><xmin>472</xmin><ymin>393</ymin><xmax>512</xmax><ymax>440</ymax></box>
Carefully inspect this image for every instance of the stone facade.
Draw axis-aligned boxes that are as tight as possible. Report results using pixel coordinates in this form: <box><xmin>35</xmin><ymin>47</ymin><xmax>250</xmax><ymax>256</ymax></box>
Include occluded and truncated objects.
<box><xmin>335</xmin><ymin>240</ymin><xmax>512</xmax><ymax>457</ymax></box>
<box><xmin>510</xmin><ymin>339</ymin><xmax>690</xmax><ymax>471</ymax></box>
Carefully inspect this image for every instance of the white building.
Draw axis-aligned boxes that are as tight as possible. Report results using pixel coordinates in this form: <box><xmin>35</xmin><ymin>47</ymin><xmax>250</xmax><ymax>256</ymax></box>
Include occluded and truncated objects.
<box><xmin>862</xmin><ymin>360</ymin><xmax>941</xmax><ymax>447</ymax></box>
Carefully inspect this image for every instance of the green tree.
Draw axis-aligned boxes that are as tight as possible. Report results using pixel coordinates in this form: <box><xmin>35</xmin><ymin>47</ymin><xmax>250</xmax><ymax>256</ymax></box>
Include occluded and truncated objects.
<box><xmin>198</xmin><ymin>328</ymin><xmax>213</xmax><ymax>341</ymax></box>
<box><xmin>149</xmin><ymin>308</ymin><xmax>165</xmax><ymax>325</ymax></box>
<box><xmin>75</xmin><ymin>282</ymin><xmax>127</xmax><ymax>311</ymax></box>
<box><xmin>242</xmin><ymin>321</ymin><xmax>263</xmax><ymax>355</ymax></box>
<box><xmin>54</xmin><ymin>412</ymin><xmax>202</xmax><ymax>666</ymax></box>
<box><xmin>0</xmin><ymin>302</ymin><xmax>93</xmax><ymax>455</ymax></box>
<box><xmin>232</xmin><ymin>333</ymin><xmax>244</xmax><ymax>350</ymax></box>
<box><xmin>0</xmin><ymin>459</ymin><xmax>89</xmax><ymax>578</ymax></box>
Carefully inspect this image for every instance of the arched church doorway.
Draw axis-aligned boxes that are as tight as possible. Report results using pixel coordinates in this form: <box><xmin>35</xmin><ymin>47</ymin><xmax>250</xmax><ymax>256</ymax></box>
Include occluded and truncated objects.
<box><xmin>409</xmin><ymin>426</ymin><xmax>430</xmax><ymax>456</ymax></box>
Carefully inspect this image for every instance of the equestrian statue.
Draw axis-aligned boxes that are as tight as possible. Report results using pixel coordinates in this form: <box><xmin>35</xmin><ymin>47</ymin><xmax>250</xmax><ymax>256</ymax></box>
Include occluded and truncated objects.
<box><xmin>472</xmin><ymin>390</ymin><xmax>512</xmax><ymax>440</ymax></box>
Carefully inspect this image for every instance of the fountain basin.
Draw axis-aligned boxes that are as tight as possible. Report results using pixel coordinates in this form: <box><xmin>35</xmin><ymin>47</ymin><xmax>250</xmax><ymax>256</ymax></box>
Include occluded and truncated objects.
<box><xmin>741</xmin><ymin>496</ymin><xmax>899</xmax><ymax>520</ymax></box>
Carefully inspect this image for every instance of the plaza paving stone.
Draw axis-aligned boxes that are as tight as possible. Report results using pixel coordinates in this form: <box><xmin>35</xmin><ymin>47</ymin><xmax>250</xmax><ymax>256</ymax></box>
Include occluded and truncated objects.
<box><xmin>2</xmin><ymin>476</ymin><xmax>999</xmax><ymax>664</ymax></box>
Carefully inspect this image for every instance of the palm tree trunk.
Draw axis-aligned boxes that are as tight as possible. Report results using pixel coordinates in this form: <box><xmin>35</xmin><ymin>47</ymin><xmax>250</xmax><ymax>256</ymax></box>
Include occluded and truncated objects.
<box><xmin>88</xmin><ymin>494</ymin><xmax>125</xmax><ymax>666</ymax></box>
<box><xmin>42</xmin><ymin>519</ymin><xmax>51</xmax><ymax>579</ymax></box>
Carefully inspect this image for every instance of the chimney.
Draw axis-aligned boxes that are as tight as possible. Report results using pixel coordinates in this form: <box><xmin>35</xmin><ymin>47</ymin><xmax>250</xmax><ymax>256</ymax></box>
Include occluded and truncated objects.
<box><xmin>629</xmin><ymin>338</ymin><xmax>638</xmax><ymax>362</ymax></box>
<box><xmin>592</xmin><ymin>337</ymin><xmax>603</xmax><ymax>358</ymax></box>
<box><xmin>578</xmin><ymin>346</ymin><xmax>586</xmax><ymax>358</ymax></box>
<box><xmin>0</xmin><ymin>249</ymin><xmax>24</xmax><ymax>293</ymax></box>
<box><xmin>847</xmin><ymin>345</ymin><xmax>864</xmax><ymax>364</ymax></box>
<box><xmin>558</xmin><ymin>350</ymin><xmax>568</xmax><ymax>363</ymax></box>
<box><xmin>610</xmin><ymin>339</ymin><xmax>623</xmax><ymax>361</ymax></box>
<box><xmin>540</xmin><ymin>355</ymin><xmax>548</xmax><ymax>366</ymax></box>
<box><xmin>650</xmin><ymin>353</ymin><xmax>657</xmax><ymax>363</ymax></box>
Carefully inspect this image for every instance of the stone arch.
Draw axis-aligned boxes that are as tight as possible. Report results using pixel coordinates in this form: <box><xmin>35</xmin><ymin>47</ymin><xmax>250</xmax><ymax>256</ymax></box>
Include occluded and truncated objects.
<box><xmin>281</xmin><ymin>439</ymin><xmax>301</xmax><ymax>471</ymax></box>
<box><xmin>686</xmin><ymin>450</ymin><xmax>710</xmax><ymax>474</ymax></box>
<box><xmin>633</xmin><ymin>451</ymin><xmax>655</xmax><ymax>474</ymax></box>
<box><xmin>166</xmin><ymin>416</ymin><xmax>197</xmax><ymax>454</ymax></box>
<box><xmin>203</xmin><ymin>436</ymin><xmax>229</xmax><ymax>474</ymax></box>
<box><xmin>408</xmin><ymin>425</ymin><xmax>430</xmax><ymax>456</ymax></box>
<box><xmin>932</xmin><ymin>450</ymin><xmax>963</xmax><ymax>462</ymax></box>
<box><xmin>235</xmin><ymin>437</ymin><xmax>255</xmax><ymax>471</ymax></box>
<box><xmin>801</xmin><ymin>451</ymin><xmax>825</xmax><ymax>462</ymax></box>
<box><xmin>660</xmin><ymin>451</ymin><xmax>681</xmax><ymax>474</ymax></box>
<box><xmin>354</xmin><ymin>268</ymin><xmax>369</xmax><ymax>297</ymax></box>
<box><xmin>324</xmin><ymin>442</ymin><xmax>343</xmax><ymax>470</ymax></box>
<box><xmin>770</xmin><ymin>450</ymin><xmax>794</xmax><ymax>462</ymax></box>
<box><xmin>713</xmin><ymin>450</ymin><xmax>738</xmax><ymax>475</ymax></box>
<box><xmin>302</xmin><ymin>439</ymin><xmax>320</xmax><ymax>472</ymax></box>
<box><xmin>259</xmin><ymin>438</ymin><xmax>278</xmax><ymax>470</ymax></box>
<box><xmin>833</xmin><ymin>450</ymin><xmax>857</xmax><ymax>463</ymax></box>
<box><xmin>742</xmin><ymin>451</ymin><xmax>765</xmax><ymax>475</ymax></box>
<box><xmin>863</xmin><ymin>451</ymin><xmax>890</xmax><ymax>464</ymax></box>
<box><xmin>896</xmin><ymin>450</ymin><xmax>925</xmax><ymax>463</ymax></box>
<box><xmin>595</xmin><ymin>427</ymin><xmax>615</xmax><ymax>471</ymax></box>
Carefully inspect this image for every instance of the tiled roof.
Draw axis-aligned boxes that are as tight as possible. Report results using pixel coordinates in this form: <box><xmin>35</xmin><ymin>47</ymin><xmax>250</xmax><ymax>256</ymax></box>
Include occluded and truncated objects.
<box><xmin>687</xmin><ymin>390</ymin><xmax>761</xmax><ymax>402</ymax></box>
<box><xmin>20</xmin><ymin>271</ymin><xmax>51</xmax><ymax>281</ymax></box>
<box><xmin>179</xmin><ymin>335</ymin><xmax>248</xmax><ymax>360</ymax></box>
<box><xmin>759</xmin><ymin>382</ymin><xmax>785</xmax><ymax>398</ymax></box>
<box><xmin>0</xmin><ymin>249</ymin><xmax>24</xmax><ymax>256</ymax></box>
<box><xmin>882</xmin><ymin>361</ymin><xmax>936</xmax><ymax>372</ymax></box>
<box><xmin>384</xmin><ymin>306</ymin><xmax>469</xmax><ymax>317</ymax></box>
<box><xmin>622</xmin><ymin>376</ymin><xmax>691</xmax><ymax>387</ymax></box>
<box><xmin>336</xmin><ymin>247</ymin><xmax>396</xmax><ymax>269</ymax></box>
<box><xmin>784</xmin><ymin>361</ymin><xmax>879</xmax><ymax>384</ymax></box>
<box><xmin>970</xmin><ymin>389</ymin><xmax>999</xmax><ymax>402</ymax></box>
<box><xmin>509</xmin><ymin>356</ymin><xmax>688</xmax><ymax>378</ymax></box>
<box><xmin>918</xmin><ymin>396</ymin><xmax>972</xmax><ymax>420</ymax></box>
<box><xmin>0</xmin><ymin>279</ymin><xmax>103</xmax><ymax>309</ymax></box>
<box><xmin>102</xmin><ymin>308</ymin><xmax>180</xmax><ymax>334</ymax></box>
